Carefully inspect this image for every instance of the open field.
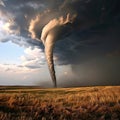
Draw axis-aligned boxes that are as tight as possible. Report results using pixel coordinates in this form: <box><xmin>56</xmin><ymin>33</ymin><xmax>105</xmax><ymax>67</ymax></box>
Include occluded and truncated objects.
<box><xmin>0</xmin><ymin>86</ymin><xmax>120</xmax><ymax>120</ymax></box>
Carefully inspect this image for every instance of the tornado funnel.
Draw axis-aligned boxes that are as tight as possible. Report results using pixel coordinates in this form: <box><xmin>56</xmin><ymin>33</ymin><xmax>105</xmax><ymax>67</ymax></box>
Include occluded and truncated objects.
<box><xmin>40</xmin><ymin>14</ymin><xmax>77</xmax><ymax>87</ymax></box>
<box><xmin>44</xmin><ymin>33</ymin><xmax>57</xmax><ymax>87</ymax></box>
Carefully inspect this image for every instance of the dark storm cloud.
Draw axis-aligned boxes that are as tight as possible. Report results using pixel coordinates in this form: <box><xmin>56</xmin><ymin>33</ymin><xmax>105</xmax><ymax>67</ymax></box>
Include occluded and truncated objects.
<box><xmin>0</xmin><ymin>0</ymin><xmax>120</xmax><ymax>52</ymax></box>
<box><xmin>70</xmin><ymin>57</ymin><xmax>120</xmax><ymax>86</ymax></box>
<box><xmin>55</xmin><ymin>23</ymin><xmax>120</xmax><ymax>65</ymax></box>
<box><xmin>107</xmin><ymin>50</ymin><xmax>120</xmax><ymax>57</ymax></box>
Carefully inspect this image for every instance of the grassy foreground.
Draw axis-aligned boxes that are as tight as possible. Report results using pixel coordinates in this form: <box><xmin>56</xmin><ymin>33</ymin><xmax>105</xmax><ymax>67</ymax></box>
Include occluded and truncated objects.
<box><xmin>0</xmin><ymin>86</ymin><xmax>120</xmax><ymax>120</ymax></box>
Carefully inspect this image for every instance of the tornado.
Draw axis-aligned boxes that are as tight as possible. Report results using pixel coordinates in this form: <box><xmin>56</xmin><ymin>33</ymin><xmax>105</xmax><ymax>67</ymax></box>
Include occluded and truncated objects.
<box><xmin>40</xmin><ymin>14</ymin><xmax>76</xmax><ymax>87</ymax></box>
<box><xmin>40</xmin><ymin>19</ymin><xmax>58</xmax><ymax>87</ymax></box>
<box><xmin>43</xmin><ymin>32</ymin><xmax>57</xmax><ymax>87</ymax></box>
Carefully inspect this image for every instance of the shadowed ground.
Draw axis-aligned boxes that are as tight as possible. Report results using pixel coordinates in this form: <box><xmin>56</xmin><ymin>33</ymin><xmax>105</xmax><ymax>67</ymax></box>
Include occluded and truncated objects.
<box><xmin>0</xmin><ymin>86</ymin><xmax>120</xmax><ymax>120</ymax></box>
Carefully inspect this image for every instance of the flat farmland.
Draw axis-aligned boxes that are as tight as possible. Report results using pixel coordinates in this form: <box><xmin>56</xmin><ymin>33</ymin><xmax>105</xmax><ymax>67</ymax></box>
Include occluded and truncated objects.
<box><xmin>0</xmin><ymin>86</ymin><xmax>120</xmax><ymax>120</ymax></box>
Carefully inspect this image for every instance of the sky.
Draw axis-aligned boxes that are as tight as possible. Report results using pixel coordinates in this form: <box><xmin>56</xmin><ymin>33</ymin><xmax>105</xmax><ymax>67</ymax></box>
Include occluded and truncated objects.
<box><xmin>0</xmin><ymin>0</ymin><xmax>120</xmax><ymax>87</ymax></box>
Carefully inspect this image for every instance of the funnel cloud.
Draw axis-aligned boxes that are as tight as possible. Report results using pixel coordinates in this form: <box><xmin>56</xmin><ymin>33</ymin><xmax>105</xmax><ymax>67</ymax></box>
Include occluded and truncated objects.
<box><xmin>40</xmin><ymin>14</ymin><xmax>76</xmax><ymax>87</ymax></box>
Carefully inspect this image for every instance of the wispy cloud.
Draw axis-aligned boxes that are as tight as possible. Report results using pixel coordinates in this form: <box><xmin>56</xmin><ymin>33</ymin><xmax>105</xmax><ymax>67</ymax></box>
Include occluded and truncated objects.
<box><xmin>0</xmin><ymin>0</ymin><xmax>5</xmax><ymax>7</ymax></box>
<box><xmin>0</xmin><ymin>46</ymin><xmax>45</xmax><ymax>72</ymax></box>
<box><xmin>20</xmin><ymin>47</ymin><xmax>45</xmax><ymax>69</ymax></box>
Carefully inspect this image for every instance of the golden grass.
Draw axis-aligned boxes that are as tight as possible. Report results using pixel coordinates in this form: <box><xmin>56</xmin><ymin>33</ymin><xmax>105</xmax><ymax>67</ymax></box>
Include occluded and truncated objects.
<box><xmin>0</xmin><ymin>86</ymin><xmax>120</xmax><ymax>120</ymax></box>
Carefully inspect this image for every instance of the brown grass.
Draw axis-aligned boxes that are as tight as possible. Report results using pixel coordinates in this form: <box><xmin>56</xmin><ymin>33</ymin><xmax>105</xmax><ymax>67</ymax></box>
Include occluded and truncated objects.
<box><xmin>0</xmin><ymin>86</ymin><xmax>120</xmax><ymax>120</ymax></box>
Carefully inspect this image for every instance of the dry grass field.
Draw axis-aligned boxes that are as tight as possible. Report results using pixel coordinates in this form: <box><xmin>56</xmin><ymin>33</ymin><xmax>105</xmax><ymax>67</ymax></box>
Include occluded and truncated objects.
<box><xmin>0</xmin><ymin>86</ymin><xmax>120</xmax><ymax>120</ymax></box>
